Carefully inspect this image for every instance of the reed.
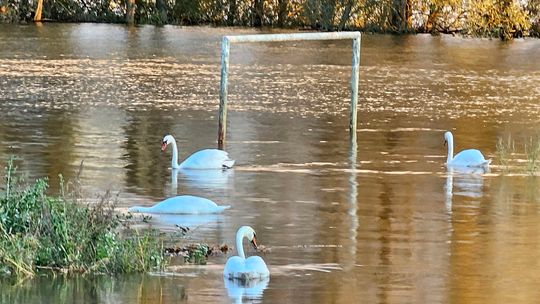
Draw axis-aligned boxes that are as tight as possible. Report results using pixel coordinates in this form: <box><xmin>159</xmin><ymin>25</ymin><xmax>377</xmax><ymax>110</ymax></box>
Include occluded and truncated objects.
<box><xmin>495</xmin><ymin>135</ymin><xmax>515</xmax><ymax>172</ymax></box>
<box><xmin>524</xmin><ymin>136</ymin><xmax>540</xmax><ymax>175</ymax></box>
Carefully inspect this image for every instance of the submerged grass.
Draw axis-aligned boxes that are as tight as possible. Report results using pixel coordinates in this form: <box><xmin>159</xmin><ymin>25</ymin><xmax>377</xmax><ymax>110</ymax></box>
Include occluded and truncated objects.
<box><xmin>0</xmin><ymin>159</ymin><xmax>166</xmax><ymax>278</ymax></box>
<box><xmin>496</xmin><ymin>135</ymin><xmax>515</xmax><ymax>172</ymax></box>
<box><xmin>524</xmin><ymin>136</ymin><xmax>540</xmax><ymax>175</ymax></box>
<box><xmin>496</xmin><ymin>135</ymin><xmax>540</xmax><ymax>176</ymax></box>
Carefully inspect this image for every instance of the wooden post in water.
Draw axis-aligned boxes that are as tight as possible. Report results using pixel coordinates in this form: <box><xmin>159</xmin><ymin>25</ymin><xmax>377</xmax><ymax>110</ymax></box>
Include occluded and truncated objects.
<box><xmin>218</xmin><ymin>37</ymin><xmax>230</xmax><ymax>150</ymax></box>
<box><xmin>217</xmin><ymin>32</ymin><xmax>361</xmax><ymax>149</ymax></box>
<box><xmin>350</xmin><ymin>36</ymin><xmax>361</xmax><ymax>143</ymax></box>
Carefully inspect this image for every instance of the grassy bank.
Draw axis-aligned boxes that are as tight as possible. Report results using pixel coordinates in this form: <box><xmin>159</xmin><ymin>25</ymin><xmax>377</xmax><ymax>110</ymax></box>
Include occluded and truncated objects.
<box><xmin>0</xmin><ymin>160</ymin><xmax>165</xmax><ymax>278</ymax></box>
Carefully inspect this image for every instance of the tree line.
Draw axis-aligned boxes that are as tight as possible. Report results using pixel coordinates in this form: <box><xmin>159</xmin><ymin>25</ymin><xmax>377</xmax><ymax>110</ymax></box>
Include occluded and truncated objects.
<box><xmin>1</xmin><ymin>0</ymin><xmax>539</xmax><ymax>40</ymax></box>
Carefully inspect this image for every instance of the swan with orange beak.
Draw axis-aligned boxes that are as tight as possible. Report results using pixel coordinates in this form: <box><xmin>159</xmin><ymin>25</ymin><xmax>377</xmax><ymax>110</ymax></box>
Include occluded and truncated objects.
<box><xmin>161</xmin><ymin>134</ymin><xmax>235</xmax><ymax>169</ymax></box>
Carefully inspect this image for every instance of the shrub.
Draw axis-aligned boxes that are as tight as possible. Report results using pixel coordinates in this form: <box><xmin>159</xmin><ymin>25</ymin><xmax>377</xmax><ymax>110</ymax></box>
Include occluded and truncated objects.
<box><xmin>0</xmin><ymin>159</ymin><xmax>166</xmax><ymax>278</ymax></box>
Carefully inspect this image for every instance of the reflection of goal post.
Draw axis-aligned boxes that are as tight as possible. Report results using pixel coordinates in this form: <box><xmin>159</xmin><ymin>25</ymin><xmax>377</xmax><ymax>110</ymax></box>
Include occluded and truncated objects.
<box><xmin>217</xmin><ymin>32</ymin><xmax>361</xmax><ymax>149</ymax></box>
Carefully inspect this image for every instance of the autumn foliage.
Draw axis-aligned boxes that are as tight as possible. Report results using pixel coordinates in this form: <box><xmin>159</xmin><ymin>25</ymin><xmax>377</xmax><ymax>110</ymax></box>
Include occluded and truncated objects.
<box><xmin>1</xmin><ymin>0</ymin><xmax>539</xmax><ymax>39</ymax></box>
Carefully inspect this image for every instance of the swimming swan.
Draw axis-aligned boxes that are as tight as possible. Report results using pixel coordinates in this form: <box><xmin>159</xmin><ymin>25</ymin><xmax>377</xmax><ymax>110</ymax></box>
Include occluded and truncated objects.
<box><xmin>128</xmin><ymin>195</ymin><xmax>230</xmax><ymax>214</ymax></box>
<box><xmin>444</xmin><ymin>131</ymin><xmax>491</xmax><ymax>168</ymax></box>
<box><xmin>224</xmin><ymin>226</ymin><xmax>270</xmax><ymax>281</ymax></box>
<box><xmin>162</xmin><ymin>135</ymin><xmax>235</xmax><ymax>169</ymax></box>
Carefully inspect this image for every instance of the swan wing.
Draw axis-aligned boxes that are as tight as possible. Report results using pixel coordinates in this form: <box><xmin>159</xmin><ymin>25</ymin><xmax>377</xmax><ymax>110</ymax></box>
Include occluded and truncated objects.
<box><xmin>170</xmin><ymin>195</ymin><xmax>230</xmax><ymax>213</ymax></box>
<box><xmin>133</xmin><ymin>195</ymin><xmax>230</xmax><ymax>214</ymax></box>
<box><xmin>223</xmin><ymin>256</ymin><xmax>269</xmax><ymax>280</ymax></box>
<box><xmin>224</xmin><ymin>256</ymin><xmax>246</xmax><ymax>279</ymax></box>
<box><xmin>244</xmin><ymin>256</ymin><xmax>270</xmax><ymax>279</ymax></box>
<box><xmin>450</xmin><ymin>149</ymin><xmax>490</xmax><ymax>167</ymax></box>
<box><xmin>179</xmin><ymin>149</ymin><xmax>235</xmax><ymax>169</ymax></box>
<box><xmin>224</xmin><ymin>227</ymin><xmax>270</xmax><ymax>282</ymax></box>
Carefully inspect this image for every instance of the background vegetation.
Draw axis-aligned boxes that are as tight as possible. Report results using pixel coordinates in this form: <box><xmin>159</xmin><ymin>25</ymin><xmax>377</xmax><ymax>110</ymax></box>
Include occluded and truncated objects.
<box><xmin>1</xmin><ymin>0</ymin><xmax>539</xmax><ymax>39</ymax></box>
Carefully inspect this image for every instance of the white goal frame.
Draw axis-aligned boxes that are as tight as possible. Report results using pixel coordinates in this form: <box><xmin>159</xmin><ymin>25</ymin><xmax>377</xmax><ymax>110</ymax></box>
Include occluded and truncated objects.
<box><xmin>217</xmin><ymin>32</ymin><xmax>361</xmax><ymax>149</ymax></box>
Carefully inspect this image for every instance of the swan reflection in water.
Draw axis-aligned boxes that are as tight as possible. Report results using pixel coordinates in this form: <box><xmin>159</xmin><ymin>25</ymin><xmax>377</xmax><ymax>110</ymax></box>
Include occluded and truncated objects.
<box><xmin>171</xmin><ymin>168</ymin><xmax>234</xmax><ymax>192</ymax></box>
<box><xmin>444</xmin><ymin>166</ymin><xmax>488</xmax><ymax>213</ymax></box>
<box><xmin>224</xmin><ymin>277</ymin><xmax>269</xmax><ymax>304</ymax></box>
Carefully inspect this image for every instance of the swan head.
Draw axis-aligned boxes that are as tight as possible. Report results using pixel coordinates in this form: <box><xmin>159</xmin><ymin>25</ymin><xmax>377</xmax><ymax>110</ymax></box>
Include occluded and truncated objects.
<box><xmin>161</xmin><ymin>135</ymin><xmax>175</xmax><ymax>151</ymax></box>
<box><xmin>238</xmin><ymin>226</ymin><xmax>259</xmax><ymax>250</ymax></box>
<box><xmin>444</xmin><ymin>131</ymin><xmax>453</xmax><ymax>146</ymax></box>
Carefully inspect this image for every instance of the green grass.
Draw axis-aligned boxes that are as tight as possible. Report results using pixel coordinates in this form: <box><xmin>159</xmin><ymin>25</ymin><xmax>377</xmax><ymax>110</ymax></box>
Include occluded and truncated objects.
<box><xmin>0</xmin><ymin>159</ymin><xmax>166</xmax><ymax>278</ymax></box>
<box><xmin>185</xmin><ymin>244</ymin><xmax>209</xmax><ymax>265</ymax></box>
<box><xmin>496</xmin><ymin>135</ymin><xmax>515</xmax><ymax>172</ymax></box>
<box><xmin>524</xmin><ymin>136</ymin><xmax>540</xmax><ymax>175</ymax></box>
<box><xmin>496</xmin><ymin>135</ymin><xmax>540</xmax><ymax>176</ymax></box>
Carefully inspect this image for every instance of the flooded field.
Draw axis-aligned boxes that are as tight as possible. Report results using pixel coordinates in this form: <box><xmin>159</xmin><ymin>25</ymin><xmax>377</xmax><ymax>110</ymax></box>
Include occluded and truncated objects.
<box><xmin>1</xmin><ymin>24</ymin><xmax>540</xmax><ymax>303</ymax></box>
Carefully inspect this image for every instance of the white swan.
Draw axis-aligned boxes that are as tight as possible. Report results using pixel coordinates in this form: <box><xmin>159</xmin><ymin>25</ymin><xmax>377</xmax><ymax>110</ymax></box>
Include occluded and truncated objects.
<box><xmin>224</xmin><ymin>226</ymin><xmax>270</xmax><ymax>281</ymax></box>
<box><xmin>128</xmin><ymin>195</ymin><xmax>230</xmax><ymax>214</ymax></box>
<box><xmin>162</xmin><ymin>135</ymin><xmax>235</xmax><ymax>169</ymax></box>
<box><xmin>444</xmin><ymin>131</ymin><xmax>491</xmax><ymax>168</ymax></box>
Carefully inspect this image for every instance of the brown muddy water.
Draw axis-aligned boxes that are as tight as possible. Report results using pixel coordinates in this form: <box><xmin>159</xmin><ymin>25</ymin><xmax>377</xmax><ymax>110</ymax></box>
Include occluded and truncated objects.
<box><xmin>1</xmin><ymin>23</ymin><xmax>540</xmax><ymax>303</ymax></box>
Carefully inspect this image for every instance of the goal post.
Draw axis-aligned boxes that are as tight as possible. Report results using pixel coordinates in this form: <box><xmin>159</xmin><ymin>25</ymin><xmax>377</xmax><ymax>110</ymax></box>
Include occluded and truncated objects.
<box><xmin>217</xmin><ymin>32</ymin><xmax>361</xmax><ymax>149</ymax></box>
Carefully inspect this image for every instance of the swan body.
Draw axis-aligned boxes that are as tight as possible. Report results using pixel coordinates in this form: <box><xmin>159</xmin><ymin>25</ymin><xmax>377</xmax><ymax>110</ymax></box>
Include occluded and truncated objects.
<box><xmin>224</xmin><ymin>226</ymin><xmax>270</xmax><ymax>281</ymax></box>
<box><xmin>162</xmin><ymin>135</ymin><xmax>235</xmax><ymax>169</ymax></box>
<box><xmin>128</xmin><ymin>195</ymin><xmax>230</xmax><ymax>214</ymax></box>
<box><xmin>444</xmin><ymin>131</ymin><xmax>491</xmax><ymax>168</ymax></box>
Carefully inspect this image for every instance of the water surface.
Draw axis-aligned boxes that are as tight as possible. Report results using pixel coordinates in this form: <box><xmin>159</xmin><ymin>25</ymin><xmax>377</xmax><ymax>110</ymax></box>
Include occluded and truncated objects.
<box><xmin>1</xmin><ymin>24</ymin><xmax>540</xmax><ymax>303</ymax></box>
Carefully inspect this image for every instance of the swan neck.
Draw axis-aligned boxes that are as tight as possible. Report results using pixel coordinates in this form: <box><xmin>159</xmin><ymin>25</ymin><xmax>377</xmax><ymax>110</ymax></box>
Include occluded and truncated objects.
<box><xmin>171</xmin><ymin>169</ymin><xmax>178</xmax><ymax>193</ymax></box>
<box><xmin>446</xmin><ymin>136</ymin><xmax>454</xmax><ymax>164</ymax></box>
<box><xmin>171</xmin><ymin>140</ymin><xmax>179</xmax><ymax>169</ymax></box>
<box><xmin>236</xmin><ymin>229</ymin><xmax>246</xmax><ymax>259</ymax></box>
